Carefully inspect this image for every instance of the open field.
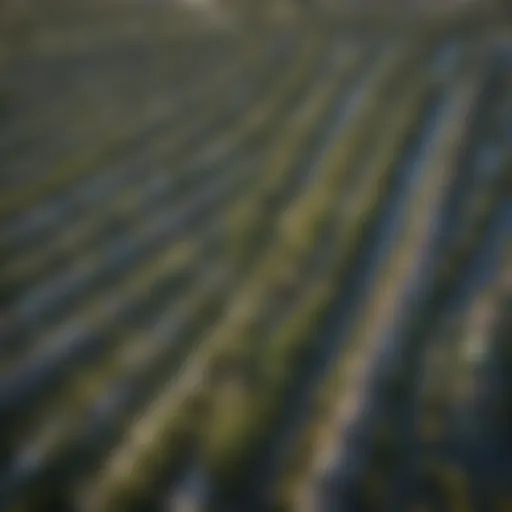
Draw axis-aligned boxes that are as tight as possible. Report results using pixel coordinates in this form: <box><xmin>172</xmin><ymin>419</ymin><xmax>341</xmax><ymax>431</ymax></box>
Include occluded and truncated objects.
<box><xmin>0</xmin><ymin>2</ymin><xmax>511</xmax><ymax>511</ymax></box>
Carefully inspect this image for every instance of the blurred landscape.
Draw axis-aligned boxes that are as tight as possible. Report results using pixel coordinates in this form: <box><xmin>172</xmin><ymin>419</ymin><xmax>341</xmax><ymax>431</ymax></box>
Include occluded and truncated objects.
<box><xmin>0</xmin><ymin>1</ymin><xmax>511</xmax><ymax>511</ymax></box>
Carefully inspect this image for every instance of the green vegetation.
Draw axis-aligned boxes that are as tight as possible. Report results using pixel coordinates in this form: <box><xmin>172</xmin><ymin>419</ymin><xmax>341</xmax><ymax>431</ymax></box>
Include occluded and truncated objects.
<box><xmin>1</xmin><ymin>4</ymin><xmax>510</xmax><ymax>512</ymax></box>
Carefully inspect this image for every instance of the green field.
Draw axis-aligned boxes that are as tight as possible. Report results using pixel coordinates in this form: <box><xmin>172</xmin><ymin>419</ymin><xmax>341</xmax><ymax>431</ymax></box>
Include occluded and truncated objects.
<box><xmin>0</xmin><ymin>3</ymin><xmax>511</xmax><ymax>511</ymax></box>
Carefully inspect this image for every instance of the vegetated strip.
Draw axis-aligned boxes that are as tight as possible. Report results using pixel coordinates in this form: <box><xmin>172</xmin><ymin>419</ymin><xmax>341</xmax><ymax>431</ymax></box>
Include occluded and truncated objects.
<box><xmin>0</xmin><ymin>58</ymin><xmax>370</xmax><ymax>498</ymax></box>
<box><xmin>410</xmin><ymin>245</ymin><xmax>510</xmax><ymax>511</ymax></box>
<box><xmin>225</xmin><ymin>44</ymin><xmax>372</xmax><ymax>269</ymax></box>
<box><xmin>0</xmin><ymin>32</ymin><xmax>284</xmax><ymax>256</ymax></box>
<box><xmin>78</xmin><ymin>44</ymin><xmax>423</xmax><ymax>512</ymax></box>
<box><xmin>234</xmin><ymin>66</ymin><xmax>447</xmax><ymax>511</ymax></box>
<box><xmin>0</xmin><ymin>34</ymin><xmax>327</xmax><ymax>363</ymax></box>
<box><xmin>0</xmin><ymin>35</ymin><xmax>244</xmax><ymax>190</ymax></box>
<box><xmin>0</xmin><ymin>29</ymin><xmax>290</xmax><ymax>223</ymax></box>
<box><xmin>0</xmin><ymin>30</ymin><xmax>250</xmax><ymax>163</ymax></box>
<box><xmin>272</xmin><ymin>66</ymin><xmax>483</xmax><ymax>511</ymax></box>
<box><xmin>0</xmin><ymin>31</ymin><xmax>331</xmax><ymax>408</ymax></box>
<box><xmin>311</xmin><ymin>66</ymin><xmax>484</xmax><ymax>511</ymax></box>
<box><xmin>380</xmin><ymin>64</ymin><xmax>512</xmax><ymax>509</ymax></box>
<box><xmin>202</xmin><ymin>67</ymin><xmax>436</xmax><ymax>512</ymax></box>
<box><xmin>0</xmin><ymin>34</ymin><xmax>332</xmax><ymax>510</ymax></box>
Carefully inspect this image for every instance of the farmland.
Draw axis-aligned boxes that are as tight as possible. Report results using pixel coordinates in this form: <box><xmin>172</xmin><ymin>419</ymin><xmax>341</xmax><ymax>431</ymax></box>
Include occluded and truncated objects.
<box><xmin>0</xmin><ymin>2</ymin><xmax>511</xmax><ymax>511</ymax></box>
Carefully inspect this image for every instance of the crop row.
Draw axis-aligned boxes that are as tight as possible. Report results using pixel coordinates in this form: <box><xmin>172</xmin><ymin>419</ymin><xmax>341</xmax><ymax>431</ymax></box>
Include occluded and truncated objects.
<box><xmin>272</xmin><ymin>61</ymin><xmax>485</xmax><ymax>511</ymax></box>
<box><xmin>0</xmin><ymin>34</ymin><xmax>278</xmax><ymax>248</ymax></box>
<box><xmin>2</xmin><ymin>26</ymin><xmax>510</xmax><ymax>512</ymax></box>
<box><xmin>0</xmin><ymin>33</ymin><xmax>327</xmax><ymax>364</ymax></box>
<box><xmin>75</xmin><ymin>41</ymin><xmax>437</xmax><ymax>511</ymax></box>
<box><xmin>0</xmin><ymin>31</ymin><xmax>336</xmax><ymax>511</ymax></box>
